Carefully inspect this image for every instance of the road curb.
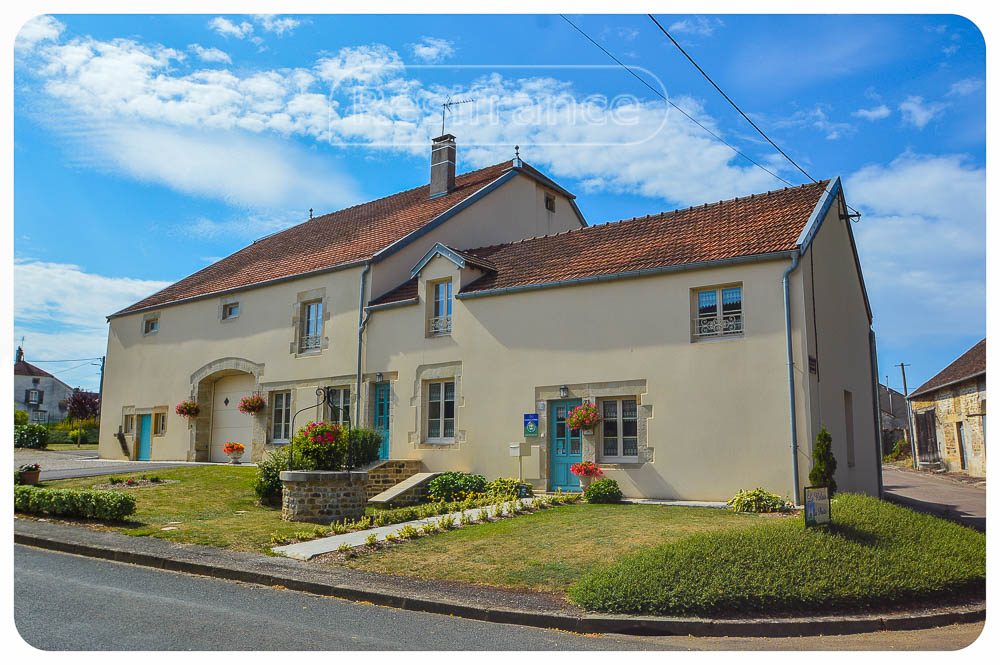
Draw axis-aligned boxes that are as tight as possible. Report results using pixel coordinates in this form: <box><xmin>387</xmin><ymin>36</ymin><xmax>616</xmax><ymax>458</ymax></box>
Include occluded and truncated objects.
<box><xmin>14</xmin><ymin>527</ymin><xmax>985</xmax><ymax>638</ymax></box>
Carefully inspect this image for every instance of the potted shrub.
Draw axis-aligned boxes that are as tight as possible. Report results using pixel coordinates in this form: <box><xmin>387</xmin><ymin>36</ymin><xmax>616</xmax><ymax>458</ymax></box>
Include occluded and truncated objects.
<box><xmin>18</xmin><ymin>463</ymin><xmax>41</xmax><ymax>486</ymax></box>
<box><xmin>238</xmin><ymin>394</ymin><xmax>266</xmax><ymax>415</ymax></box>
<box><xmin>222</xmin><ymin>441</ymin><xmax>245</xmax><ymax>464</ymax></box>
<box><xmin>569</xmin><ymin>460</ymin><xmax>603</xmax><ymax>490</ymax></box>
<box><xmin>175</xmin><ymin>400</ymin><xmax>200</xmax><ymax>418</ymax></box>
<box><xmin>566</xmin><ymin>403</ymin><xmax>600</xmax><ymax>434</ymax></box>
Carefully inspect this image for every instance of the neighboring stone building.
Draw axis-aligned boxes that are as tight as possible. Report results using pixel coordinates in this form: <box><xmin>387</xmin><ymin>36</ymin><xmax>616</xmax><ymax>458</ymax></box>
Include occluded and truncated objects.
<box><xmin>14</xmin><ymin>346</ymin><xmax>75</xmax><ymax>423</ymax></box>
<box><xmin>99</xmin><ymin>136</ymin><xmax>882</xmax><ymax>501</ymax></box>
<box><xmin>878</xmin><ymin>383</ymin><xmax>909</xmax><ymax>456</ymax></box>
<box><xmin>908</xmin><ymin>339</ymin><xmax>986</xmax><ymax>476</ymax></box>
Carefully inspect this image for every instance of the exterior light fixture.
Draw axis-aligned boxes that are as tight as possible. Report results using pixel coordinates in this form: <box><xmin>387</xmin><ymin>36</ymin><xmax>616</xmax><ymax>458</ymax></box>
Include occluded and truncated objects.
<box><xmin>376</xmin><ymin>372</ymin><xmax>384</xmax><ymax>383</ymax></box>
<box><xmin>559</xmin><ymin>385</ymin><xmax>569</xmax><ymax>398</ymax></box>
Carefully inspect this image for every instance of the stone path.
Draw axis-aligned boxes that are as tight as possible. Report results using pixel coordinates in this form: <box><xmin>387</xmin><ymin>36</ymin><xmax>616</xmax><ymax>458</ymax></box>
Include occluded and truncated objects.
<box><xmin>274</xmin><ymin>497</ymin><xmax>543</xmax><ymax>560</ymax></box>
<box><xmin>882</xmin><ymin>466</ymin><xmax>985</xmax><ymax>531</ymax></box>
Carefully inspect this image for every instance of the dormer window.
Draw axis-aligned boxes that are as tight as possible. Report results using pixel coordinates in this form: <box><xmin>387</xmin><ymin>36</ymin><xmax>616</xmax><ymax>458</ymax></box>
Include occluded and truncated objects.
<box><xmin>428</xmin><ymin>279</ymin><xmax>452</xmax><ymax>336</ymax></box>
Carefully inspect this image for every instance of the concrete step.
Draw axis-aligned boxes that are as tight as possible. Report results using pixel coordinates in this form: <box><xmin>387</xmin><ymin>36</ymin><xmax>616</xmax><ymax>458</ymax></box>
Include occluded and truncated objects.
<box><xmin>367</xmin><ymin>471</ymin><xmax>442</xmax><ymax>506</ymax></box>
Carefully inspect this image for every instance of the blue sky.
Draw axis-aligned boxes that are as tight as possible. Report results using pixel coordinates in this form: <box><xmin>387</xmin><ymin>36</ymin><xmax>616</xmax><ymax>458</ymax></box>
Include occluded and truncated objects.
<box><xmin>13</xmin><ymin>14</ymin><xmax>985</xmax><ymax>393</ymax></box>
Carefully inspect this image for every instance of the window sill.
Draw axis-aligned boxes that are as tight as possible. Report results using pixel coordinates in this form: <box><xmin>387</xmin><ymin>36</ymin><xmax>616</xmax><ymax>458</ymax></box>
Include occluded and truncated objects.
<box><xmin>691</xmin><ymin>334</ymin><xmax>744</xmax><ymax>344</ymax></box>
<box><xmin>598</xmin><ymin>459</ymin><xmax>643</xmax><ymax>469</ymax></box>
<box><xmin>423</xmin><ymin>438</ymin><xmax>456</xmax><ymax>445</ymax></box>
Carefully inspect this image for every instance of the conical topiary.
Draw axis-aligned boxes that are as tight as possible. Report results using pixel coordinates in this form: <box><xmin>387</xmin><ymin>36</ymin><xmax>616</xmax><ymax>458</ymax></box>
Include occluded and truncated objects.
<box><xmin>809</xmin><ymin>426</ymin><xmax>838</xmax><ymax>495</ymax></box>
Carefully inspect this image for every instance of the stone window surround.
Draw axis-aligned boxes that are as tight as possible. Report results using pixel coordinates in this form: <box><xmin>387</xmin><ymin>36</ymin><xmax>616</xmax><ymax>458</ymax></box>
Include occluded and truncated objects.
<box><xmin>142</xmin><ymin>311</ymin><xmax>160</xmax><ymax>337</ymax></box>
<box><xmin>119</xmin><ymin>405</ymin><xmax>169</xmax><ymax>457</ymax></box>
<box><xmin>533</xmin><ymin>380</ymin><xmax>652</xmax><ymax>481</ymax></box>
<box><xmin>407</xmin><ymin>362</ymin><xmax>465</xmax><ymax>450</ymax></box>
<box><xmin>289</xmin><ymin>287</ymin><xmax>331</xmax><ymax>357</ymax></box>
<box><xmin>219</xmin><ymin>295</ymin><xmax>241</xmax><ymax>323</ymax></box>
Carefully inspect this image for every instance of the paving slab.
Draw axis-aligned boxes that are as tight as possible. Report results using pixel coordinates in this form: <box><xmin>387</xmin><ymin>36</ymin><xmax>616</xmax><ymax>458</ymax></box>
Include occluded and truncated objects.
<box><xmin>882</xmin><ymin>466</ymin><xmax>985</xmax><ymax>531</ymax></box>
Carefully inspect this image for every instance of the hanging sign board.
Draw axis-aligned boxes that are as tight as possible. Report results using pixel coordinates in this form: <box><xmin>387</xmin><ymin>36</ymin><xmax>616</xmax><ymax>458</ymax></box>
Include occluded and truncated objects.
<box><xmin>803</xmin><ymin>486</ymin><xmax>831</xmax><ymax>527</ymax></box>
<box><xmin>523</xmin><ymin>413</ymin><xmax>539</xmax><ymax>438</ymax></box>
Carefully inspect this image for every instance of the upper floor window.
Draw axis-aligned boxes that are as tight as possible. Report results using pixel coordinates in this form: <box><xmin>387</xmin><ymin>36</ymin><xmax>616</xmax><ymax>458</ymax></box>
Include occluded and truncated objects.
<box><xmin>299</xmin><ymin>300</ymin><xmax>323</xmax><ymax>352</ymax></box>
<box><xmin>222</xmin><ymin>302</ymin><xmax>240</xmax><ymax>320</ymax></box>
<box><xmin>271</xmin><ymin>391</ymin><xmax>292</xmax><ymax>441</ymax></box>
<box><xmin>325</xmin><ymin>387</ymin><xmax>351</xmax><ymax>426</ymax></box>
<box><xmin>143</xmin><ymin>316</ymin><xmax>159</xmax><ymax>335</ymax></box>
<box><xmin>426</xmin><ymin>380</ymin><xmax>455</xmax><ymax>442</ymax></box>
<box><xmin>428</xmin><ymin>280</ymin><xmax>452</xmax><ymax>336</ymax></box>
<box><xmin>601</xmin><ymin>398</ymin><xmax>639</xmax><ymax>461</ymax></box>
<box><xmin>694</xmin><ymin>285</ymin><xmax>743</xmax><ymax>339</ymax></box>
<box><xmin>26</xmin><ymin>389</ymin><xmax>40</xmax><ymax>404</ymax></box>
<box><xmin>154</xmin><ymin>412</ymin><xmax>167</xmax><ymax>436</ymax></box>
<box><xmin>544</xmin><ymin>193</ymin><xmax>556</xmax><ymax>212</ymax></box>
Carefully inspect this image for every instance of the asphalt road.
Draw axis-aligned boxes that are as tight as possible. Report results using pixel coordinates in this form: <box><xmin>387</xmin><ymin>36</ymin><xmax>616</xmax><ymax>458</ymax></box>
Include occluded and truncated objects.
<box><xmin>13</xmin><ymin>546</ymin><xmax>984</xmax><ymax>651</ymax></box>
<box><xmin>882</xmin><ymin>466</ymin><xmax>986</xmax><ymax>531</ymax></box>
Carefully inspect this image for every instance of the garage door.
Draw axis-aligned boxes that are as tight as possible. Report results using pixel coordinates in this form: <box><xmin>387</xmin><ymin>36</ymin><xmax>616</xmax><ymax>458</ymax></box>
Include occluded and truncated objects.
<box><xmin>210</xmin><ymin>374</ymin><xmax>255</xmax><ymax>462</ymax></box>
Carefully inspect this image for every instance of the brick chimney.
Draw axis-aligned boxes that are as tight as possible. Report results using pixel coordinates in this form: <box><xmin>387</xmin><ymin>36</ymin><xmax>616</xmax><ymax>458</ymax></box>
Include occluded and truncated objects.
<box><xmin>430</xmin><ymin>134</ymin><xmax>456</xmax><ymax>198</ymax></box>
<box><xmin>15</xmin><ymin>346</ymin><xmax>24</xmax><ymax>363</ymax></box>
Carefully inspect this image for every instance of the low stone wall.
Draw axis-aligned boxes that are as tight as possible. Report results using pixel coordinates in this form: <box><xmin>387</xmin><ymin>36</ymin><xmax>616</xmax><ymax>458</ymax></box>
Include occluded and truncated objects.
<box><xmin>365</xmin><ymin>459</ymin><xmax>422</xmax><ymax>499</ymax></box>
<box><xmin>279</xmin><ymin>470</ymin><xmax>368</xmax><ymax>524</ymax></box>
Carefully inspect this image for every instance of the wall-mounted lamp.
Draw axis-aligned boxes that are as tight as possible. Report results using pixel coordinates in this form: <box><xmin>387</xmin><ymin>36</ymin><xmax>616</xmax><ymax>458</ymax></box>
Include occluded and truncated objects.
<box><xmin>559</xmin><ymin>385</ymin><xmax>569</xmax><ymax>398</ymax></box>
<box><xmin>376</xmin><ymin>372</ymin><xmax>384</xmax><ymax>383</ymax></box>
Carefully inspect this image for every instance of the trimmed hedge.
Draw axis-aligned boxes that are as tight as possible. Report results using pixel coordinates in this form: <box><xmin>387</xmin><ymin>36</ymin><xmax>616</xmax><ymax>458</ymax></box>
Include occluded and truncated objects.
<box><xmin>584</xmin><ymin>478</ymin><xmax>623</xmax><ymax>504</ymax></box>
<box><xmin>15</xmin><ymin>486</ymin><xmax>137</xmax><ymax>521</ymax></box>
<box><xmin>14</xmin><ymin>424</ymin><xmax>49</xmax><ymax>449</ymax></box>
<box><xmin>569</xmin><ymin>493</ymin><xmax>985</xmax><ymax>616</ymax></box>
<box><xmin>427</xmin><ymin>471</ymin><xmax>487</xmax><ymax>502</ymax></box>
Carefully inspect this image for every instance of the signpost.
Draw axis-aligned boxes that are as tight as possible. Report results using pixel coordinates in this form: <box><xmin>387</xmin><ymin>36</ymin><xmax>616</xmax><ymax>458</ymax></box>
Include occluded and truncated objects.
<box><xmin>523</xmin><ymin>413</ymin><xmax>539</xmax><ymax>438</ymax></box>
<box><xmin>803</xmin><ymin>486</ymin><xmax>831</xmax><ymax>527</ymax></box>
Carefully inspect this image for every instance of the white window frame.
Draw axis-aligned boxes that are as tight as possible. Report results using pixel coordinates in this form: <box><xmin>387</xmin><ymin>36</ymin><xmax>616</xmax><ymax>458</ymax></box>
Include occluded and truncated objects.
<box><xmin>425</xmin><ymin>380</ymin><xmax>456</xmax><ymax>443</ymax></box>
<box><xmin>427</xmin><ymin>279</ymin><xmax>452</xmax><ymax>336</ymax></box>
<box><xmin>222</xmin><ymin>302</ymin><xmax>240</xmax><ymax>320</ymax></box>
<box><xmin>271</xmin><ymin>391</ymin><xmax>292</xmax><ymax>442</ymax></box>
<box><xmin>299</xmin><ymin>300</ymin><xmax>323</xmax><ymax>352</ymax></box>
<box><xmin>599</xmin><ymin>397</ymin><xmax>640</xmax><ymax>462</ymax></box>
<box><xmin>124</xmin><ymin>414</ymin><xmax>135</xmax><ymax>434</ymax></box>
<box><xmin>27</xmin><ymin>389</ymin><xmax>40</xmax><ymax>404</ymax></box>
<box><xmin>143</xmin><ymin>317</ymin><xmax>159</xmax><ymax>336</ymax></box>
<box><xmin>324</xmin><ymin>387</ymin><xmax>351</xmax><ymax>426</ymax></box>
<box><xmin>153</xmin><ymin>412</ymin><xmax>167</xmax><ymax>436</ymax></box>
<box><xmin>31</xmin><ymin>410</ymin><xmax>47</xmax><ymax>423</ymax></box>
<box><xmin>693</xmin><ymin>284</ymin><xmax>743</xmax><ymax>340</ymax></box>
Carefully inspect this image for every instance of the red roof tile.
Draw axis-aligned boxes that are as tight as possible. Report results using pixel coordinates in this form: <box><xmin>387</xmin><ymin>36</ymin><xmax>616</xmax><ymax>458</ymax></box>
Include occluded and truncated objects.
<box><xmin>113</xmin><ymin>161</ymin><xmax>514</xmax><ymax>316</ymax></box>
<box><xmin>910</xmin><ymin>339</ymin><xmax>986</xmax><ymax>398</ymax></box>
<box><xmin>14</xmin><ymin>359</ymin><xmax>54</xmax><ymax>378</ymax></box>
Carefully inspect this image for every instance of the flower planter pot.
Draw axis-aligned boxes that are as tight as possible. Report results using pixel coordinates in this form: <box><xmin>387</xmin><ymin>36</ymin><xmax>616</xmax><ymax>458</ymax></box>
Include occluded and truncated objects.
<box><xmin>20</xmin><ymin>470</ymin><xmax>41</xmax><ymax>485</ymax></box>
<box><xmin>578</xmin><ymin>475</ymin><xmax>593</xmax><ymax>491</ymax></box>
<box><xmin>227</xmin><ymin>452</ymin><xmax>244</xmax><ymax>465</ymax></box>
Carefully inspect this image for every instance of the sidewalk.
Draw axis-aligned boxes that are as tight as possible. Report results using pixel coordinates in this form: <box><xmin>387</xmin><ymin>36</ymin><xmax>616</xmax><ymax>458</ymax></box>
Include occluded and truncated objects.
<box><xmin>15</xmin><ymin>448</ymin><xmax>248</xmax><ymax>481</ymax></box>
<box><xmin>881</xmin><ymin>466</ymin><xmax>985</xmax><ymax>531</ymax></box>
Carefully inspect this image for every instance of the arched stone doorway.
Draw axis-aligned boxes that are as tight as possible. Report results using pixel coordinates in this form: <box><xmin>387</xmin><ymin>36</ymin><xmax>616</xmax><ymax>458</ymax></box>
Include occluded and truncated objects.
<box><xmin>189</xmin><ymin>358</ymin><xmax>266</xmax><ymax>463</ymax></box>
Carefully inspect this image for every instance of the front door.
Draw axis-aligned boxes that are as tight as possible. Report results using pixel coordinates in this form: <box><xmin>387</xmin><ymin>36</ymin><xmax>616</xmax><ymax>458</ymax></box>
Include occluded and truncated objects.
<box><xmin>374</xmin><ymin>382</ymin><xmax>390</xmax><ymax>459</ymax></box>
<box><xmin>138</xmin><ymin>414</ymin><xmax>151</xmax><ymax>460</ymax></box>
<box><xmin>549</xmin><ymin>399</ymin><xmax>582</xmax><ymax>491</ymax></box>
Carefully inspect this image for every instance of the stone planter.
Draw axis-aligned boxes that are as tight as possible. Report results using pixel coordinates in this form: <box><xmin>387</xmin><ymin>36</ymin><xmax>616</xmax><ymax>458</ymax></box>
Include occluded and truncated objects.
<box><xmin>279</xmin><ymin>470</ymin><xmax>369</xmax><ymax>525</ymax></box>
<box><xmin>227</xmin><ymin>452</ymin><xmax>244</xmax><ymax>464</ymax></box>
<box><xmin>578</xmin><ymin>475</ymin><xmax>593</xmax><ymax>491</ymax></box>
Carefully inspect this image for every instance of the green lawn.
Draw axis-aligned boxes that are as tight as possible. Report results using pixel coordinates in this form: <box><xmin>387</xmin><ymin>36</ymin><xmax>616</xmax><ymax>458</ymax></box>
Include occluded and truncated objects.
<box><xmin>341</xmin><ymin>503</ymin><xmax>761</xmax><ymax>592</ymax></box>
<box><xmin>41</xmin><ymin>466</ymin><xmax>319</xmax><ymax>552</ymax></box>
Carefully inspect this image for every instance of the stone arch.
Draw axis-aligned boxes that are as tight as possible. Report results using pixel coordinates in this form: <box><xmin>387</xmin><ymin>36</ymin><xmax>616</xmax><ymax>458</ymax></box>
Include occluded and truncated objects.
<box><xmin>188</xmin><ymin>358</ymin><xmax>266</xmax><ymax>462</ymax></box>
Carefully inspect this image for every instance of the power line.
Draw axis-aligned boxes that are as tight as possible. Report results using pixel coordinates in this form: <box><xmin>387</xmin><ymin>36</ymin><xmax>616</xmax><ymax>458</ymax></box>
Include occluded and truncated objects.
<box><xmin>25</xmin><ymin>357</ymin><xmax>102</xmax><ymax>363</ymax></box>
<box><xmin>558</xmin><ymin>14</ymin><xmax>795</xmax><ymax>189</ymax></box>
<box><xmin>646</xmin><ymin>14</ymin><xmax>862</xmax><ymax>219</ymax></box>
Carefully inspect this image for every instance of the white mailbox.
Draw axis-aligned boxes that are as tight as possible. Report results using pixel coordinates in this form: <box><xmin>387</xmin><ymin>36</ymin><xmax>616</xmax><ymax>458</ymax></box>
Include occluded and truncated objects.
<box><xmin>509</xmin><ymin>442</ymin><xmax>532</xmax><ymax>457</ymax></box>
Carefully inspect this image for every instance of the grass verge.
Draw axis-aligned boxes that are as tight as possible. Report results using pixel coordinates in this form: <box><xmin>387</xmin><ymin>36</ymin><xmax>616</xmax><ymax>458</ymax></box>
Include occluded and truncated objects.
<box><xmin>568</xmin><ymin>493</ymin><xmax>985</xmax><ymax>616</ymax></box>
<box><xmin>40</xmin><ymin>443</ymin><xmax>99</xmax><ymax>451</ymax></box>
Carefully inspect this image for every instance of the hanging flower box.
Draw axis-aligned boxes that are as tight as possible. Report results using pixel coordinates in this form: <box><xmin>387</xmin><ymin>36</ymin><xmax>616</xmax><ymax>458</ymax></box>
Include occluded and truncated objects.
<box><xmin>238</xmin><ymin>394</ymin><xmax>266</xmax><ymax>415</ymax></box>
<box><xmin>175</xmin><ymin>400</ymin><xmax>200</xmax><ymax>418</ymax></box>
<box><xmin>566</xmin><ymin>403</ymin><xmax>600</xmax><ymax>431</ymax></box>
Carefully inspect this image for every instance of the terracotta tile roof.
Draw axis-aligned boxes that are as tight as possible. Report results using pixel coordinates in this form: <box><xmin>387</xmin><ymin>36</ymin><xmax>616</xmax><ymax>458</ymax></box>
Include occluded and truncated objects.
<box><xmin>112</xmin><ymin>161</ymin><xmax>514</xmax><ymax>317</ymax></box>
<box><xmin>443</xmin><ymin>246</ymin><xmax>499</xmax><ymax>272</ymax></box>
<box><xmin>910</xmin><ymin>338</ymin><xmax>986</xmax><ymax>398</ymax></box>
<box><xmin>370</xmin><ymin>277</ymin><xmax>419</xmax><ymax>307</ymax></box>
<box><xmin>14</xmin><ymin>359</ymin><xmax>54</xmax><ymax>378</ymax></box>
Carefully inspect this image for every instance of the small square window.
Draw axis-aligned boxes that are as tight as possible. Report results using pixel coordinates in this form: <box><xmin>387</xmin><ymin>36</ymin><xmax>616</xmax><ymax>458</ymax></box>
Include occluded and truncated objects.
<box><xmin>153</xmin><ymin>413</ymin><xmax>167</xmax><ymax>436</ymax></box>
<box><xmin>222</xmin><ymin>302</ymin><xmax>240</xmax><ymax>320</ymax></box>
<box><xmin>143</xmin><ymin>317</ymin><xmax>159</xmax><ymax>335</ymax></box>
<box><xmin>124</xmin><ymin>414</ymin><xmax>135</xmax><ymax>434</ymax></box>
<box><xmin>32</xmin><ymin>410</ymin><xmax>47</xmax><ymax>423</ymax></box>
<box><xmin>544</xmin><ymin>193</ymin><xmax>556</xmax><ymax>212</ymax></box>
<box><xmin>693</xmin><ymin>284</ymin><xmax>743</xmax><ymax>340</ymax></box>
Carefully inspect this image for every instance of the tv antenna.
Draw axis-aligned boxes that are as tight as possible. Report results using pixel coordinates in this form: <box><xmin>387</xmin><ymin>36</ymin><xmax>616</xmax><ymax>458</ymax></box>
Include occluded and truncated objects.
<box><xmin>441</xmin><ymin>97</ymin><xmax>475</xmax><ymax>135</ymax></box>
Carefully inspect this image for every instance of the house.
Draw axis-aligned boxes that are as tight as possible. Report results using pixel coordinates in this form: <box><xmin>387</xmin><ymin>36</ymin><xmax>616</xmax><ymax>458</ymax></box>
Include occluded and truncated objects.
<box><xmin>908</xmin><ymin>339</ymin><xmax>986</xmax><ymax>476</ymax></box>
<box><xmin>878</xmin><ymin>383</ymin><xmax>909</xmax><ymax>456</ymax></box>
<box><xmin>98</xmin><ymin>136</ymin><xmax>881</xmax><ymax>501</ymax></box>
<box><xmin>14</xmin><ymin>346</ymin><xmax>76</xmax><ymax>423</ymax></box>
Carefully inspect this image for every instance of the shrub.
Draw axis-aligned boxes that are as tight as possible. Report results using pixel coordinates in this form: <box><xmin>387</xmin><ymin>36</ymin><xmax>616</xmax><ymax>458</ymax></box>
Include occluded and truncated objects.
<box><xmin>14</xmin><ymin>410</ymin><xmax>29</xmax><ymax>426</ymax></box>
<box><xmin>51</xmin><ymin>416</ymin><xmax>100</xmax><ymax>431</ymax></box>
<box><xmin>66</xmin><ymin>391</ymin><xmax>101</xmax><ymax>420</ymax></box>
<box><xmin>14</xmin><ymin>471</ymin><xmax>22</xmax><ymax>485</ymax></box>
<box><xmin>727</xmin><ymin>488</ymin><xmax>792</xmax><ymax>513</ymax></box>
<box><xmin>883</xmin><ymin>438</ymin><xmax>911</xmax><ymax>463</ymax></box>
<box><xmin>252</xmin><ymin>448</ymin><xmax>288</xmax><ymax>502</ymax></box>
<box><xmin>292</xmin><ymin>422</ymin><xmax>347</xmax><ymax>470</ymax></box>
<box><xmin>809</xmin><ymin>426</ymin><xmax>838</xmax><ymax>495</ymax></box>
<box><xmin>485</xmin><ymin>477</ymin><xmax>533</xmax><ymax>499</ymax></box>
<box><xmin>15</xmin><ymin>486</ymin><xmax>137</xmax><ymax>521</ymax></box>
<box><xmin>67</xmin><ymin>428</ymin><xmax>88</xmax><ymax>443</ymax></box>
<box><xmin>345</xmin><ymin>428</ymin><xmax>383</xmax><ymax>467</ymax></box>
<box><xmin>14</xmin><ymin>424</ymin><xmax>49</xmax><ymax>449</ymax></box>
<box><xmin>584</xmin><ymin>478</ymin><xmax>623</xmax><ymax>504</ymax></box>
<box><xmin>427</xmin><ymin>471</ymin><xmax>487</xmax><ymax>502</ymax></box>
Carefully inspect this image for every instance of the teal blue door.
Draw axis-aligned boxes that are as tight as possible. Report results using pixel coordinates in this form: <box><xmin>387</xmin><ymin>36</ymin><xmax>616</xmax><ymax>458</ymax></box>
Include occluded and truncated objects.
<box><xmin>138</xmin><ymin>414</ymin><xmax>152</xmax><ymax>461</ymax></box>
<box><xmin>549</xmin><ymin>399</ymin><xmax>582</xmax><ymax>491</ymax></box>
<box><xmin>374</xmin><ymin>383</ymin><xmax>390</xmax><ymax>459</ymax></box>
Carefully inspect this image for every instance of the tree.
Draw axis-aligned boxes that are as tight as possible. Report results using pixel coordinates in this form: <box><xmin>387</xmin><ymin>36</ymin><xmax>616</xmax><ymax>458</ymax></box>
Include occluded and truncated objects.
<box><xmin>66</xmin><ymin>391</ymin><xmax>100</xmax><ymax>421</ymax></box>
<box><xmin>14</xmin><ymin>409</ymin><xmax>29</xmax><ymax>426</ymax></box>
<box><xmin>809</xmin><ymin>426</ymin><xmax>838</xmax><ymax>494</ymax></box>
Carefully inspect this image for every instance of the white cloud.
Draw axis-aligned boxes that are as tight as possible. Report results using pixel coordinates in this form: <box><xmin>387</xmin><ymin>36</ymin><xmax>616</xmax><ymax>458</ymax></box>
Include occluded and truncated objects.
<box><xmin>189</xmin><ymin>44</ymin><xmax>232</xmax><ymax>64</ymax></box>
<box><xmin>185</xmin><ymin>214</ymin><xmax>304</xmax><ymax>241</ymax></box>
<box><xmin>847</xmin><ymin>153</ymin><xmax>985</xmax><ymax>344</ymax></box>
<box><xmin>409</xmin><ymin>37</ymin><xmax>455</xmax><ymax>63</ymax></box>
<box><xmin>15</xmin><ymin>14</ymin><xmax>64</xmax><ymax>52</ymax></box>
<box><xmin>851</xmin><ymin>104</ymin><xmax>890</xmax><ymax>121</ymax></box>
<box><xmin>948</xmin><ymin>78</ymin><xmax>983</xmax><ymax>96</ymax></box>
<box><xmin>667</xmin><ymin>16</ymin><xmax>723</xmax><ymax>37</ymax></box>
<box><xmin>254</xmin><ymin>14</ymin><xmax>301</xmax><ymax>36</ymax></box>
<box><xmin>208</xmin><ymin>17</ymin><xmax>254</xmax><ymax>39</ymax></box>
<box><xmin>773</xmin><ymin>105</ymin><xmax>853</xmax><ymax>140</ymax></box>
<box><xmin>899</xmin><ymin>96</ymin><xmax>947</xmax><ymax>129</ymax></box>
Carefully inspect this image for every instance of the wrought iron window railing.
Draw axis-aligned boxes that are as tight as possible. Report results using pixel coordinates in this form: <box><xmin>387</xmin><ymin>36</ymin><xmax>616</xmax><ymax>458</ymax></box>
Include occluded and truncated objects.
<box><xmin>695</xmin><ymin>312</ymin><xmax>743</xmax><ymax>337</ymax></box>
<box><xmin>428</xmin><ymin>315</ymin><xmax>452</xmax><ymax>336</ymax></box>
<box><xmin>299</xmin><ymin>334</ymin><xmax>322</xmax><ymax>351</ymax></box>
